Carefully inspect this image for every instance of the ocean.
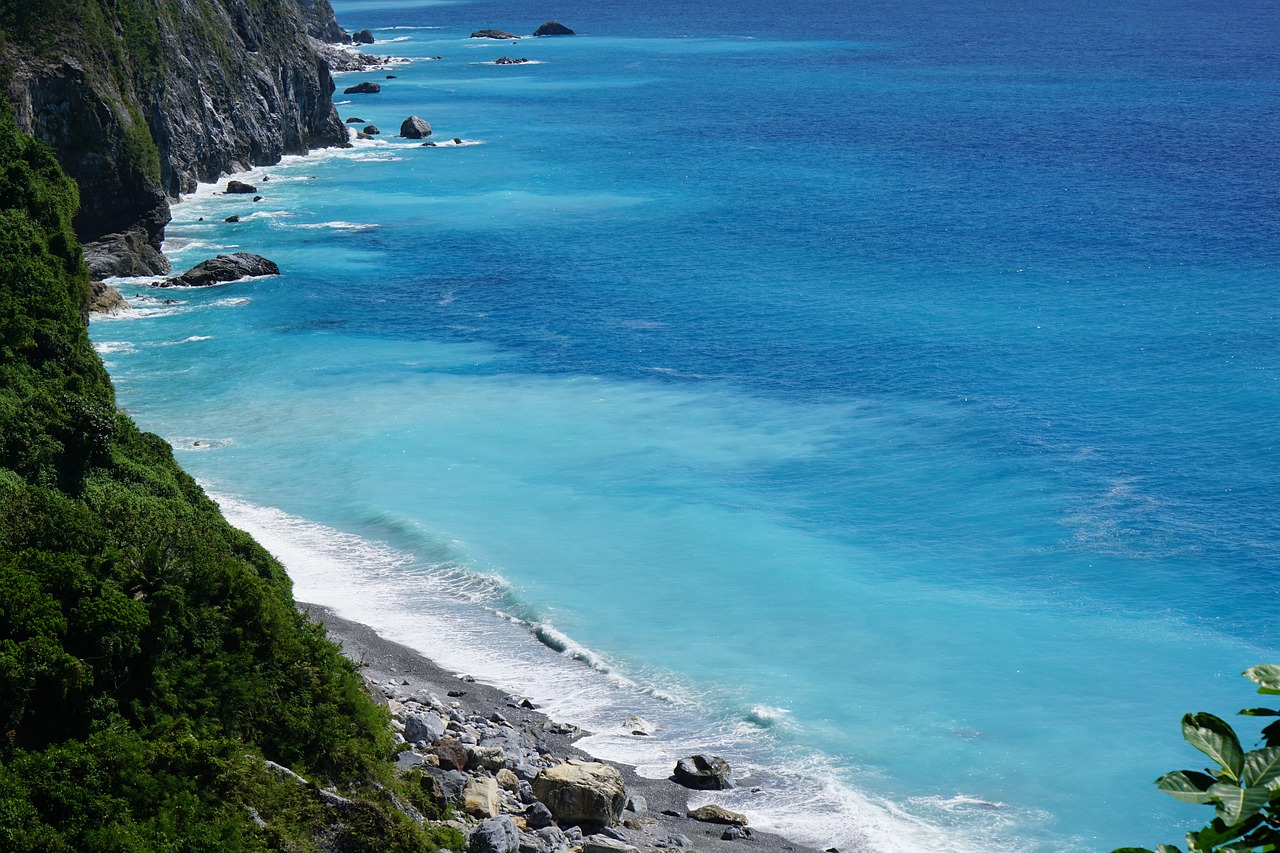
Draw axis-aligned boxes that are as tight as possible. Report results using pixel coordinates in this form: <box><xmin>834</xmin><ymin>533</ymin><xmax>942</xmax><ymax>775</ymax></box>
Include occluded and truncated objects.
<box><xmin>90</xmin><ymin>0</ymin><xmax>1280</xmax><ymax>849</ymax></box>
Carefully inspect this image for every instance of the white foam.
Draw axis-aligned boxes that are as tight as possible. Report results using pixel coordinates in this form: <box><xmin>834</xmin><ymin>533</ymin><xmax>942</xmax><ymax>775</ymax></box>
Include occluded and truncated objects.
<box><xmin>159</xmin><ymin>335</ymin><xmax>213</xmax><ymax>346</ymax></box>
<box><xmin>93</xmin><ymin>341</ymin><xmax>137</xmax><ymax>355</ymax></box>
<box><xmin>171</xmin><ymin>437</ymin><xmax>235</xmax><ymax>452</ymax></box>
<box><xmin>293</xmin><ymin>221</ymin><xmax>380</xmax><ymax>231</ymax></box>
<box><xmin>378</xmin><ymin>36</ymin><xmax>412</xmax><ymax>43</ymax></box>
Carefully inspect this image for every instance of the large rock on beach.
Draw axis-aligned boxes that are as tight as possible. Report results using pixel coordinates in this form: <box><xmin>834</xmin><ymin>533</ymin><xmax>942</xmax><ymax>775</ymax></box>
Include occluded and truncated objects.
<box><xmin>582</xmin><ymin>837</ymin><xmax>639</xmax><ymax>853</ymax></box>
<box><xmin>431</xmin><ymin>736</ymin><xmax>470</xmax><ymax>771</ymax></box>
<box><xmin>464</xmin><ymin>776</ymin><xmax>501</xmax><ymax>818</ymax></box>
<box><xmin>673</xmin><ymin>754</ymin><xmax>734</xmax><ymax>790</ymax></box>
<box><xmin>160</xmin><ymin>252</ymin><xmax>279</xmax><ymax>287</ymax></box>
<box><xmin>469</xmin><ymin>815</ymin><xmax>520</xmax><ymax>853</ymax></box>
<box><xmin>225</xmin><ymin>179</ymin><xmax>256</xmax><ymax>193</ymax></box>
<box><xmin>534</xmin><ymin>21</ymin><xmax>575</xmax><ymax>36</ymax></box>
<box><xmin>343</xmin><ymin>81</ymin><xmax>381</xmax><ymax>94</ymax></box>
<box><xmin>404</xmin><ymin>709</ymin><xmax>447</xmax><ymax>744</ymax></box>
<box><xmin>472</xmin><ymin>29</ymin><xmax>518</xmax><ymax>39</ymax></box>
<box><xmin>401</xmin><ymin>115</ymin><xmax>433</xmax><ymax>138</ymax></box>
<box><xmin>532</xmin><ymin>760</ymin><xmax>626</xmax><ymax>829</ymax></box>
<box><xmin>688</xmin><ymin>804</ymin><xmax>748</xmax><ymax>825</ymax></box>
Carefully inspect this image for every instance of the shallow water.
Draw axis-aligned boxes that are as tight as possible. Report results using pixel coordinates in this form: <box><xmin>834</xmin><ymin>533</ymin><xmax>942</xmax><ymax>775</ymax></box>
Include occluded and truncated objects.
<box><xmin>92</xmin><ymin>0</ymin><xmax>1280</xmax><ymax>849</ymax></box>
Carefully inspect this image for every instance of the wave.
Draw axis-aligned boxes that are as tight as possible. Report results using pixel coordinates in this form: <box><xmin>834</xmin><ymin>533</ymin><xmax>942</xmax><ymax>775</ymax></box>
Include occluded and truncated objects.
<box><xmin>93</xmin><ymin>340</ymin><xmax>137</xmax><ymax>355</ymax></box>
<box><xmin>170</xmin><ymin>436</ymin><xmax>235</xmax><ymax>452</ymax></box>
<box><xmin>207</xmin><ymin>491</ymin><xmax>1034</xmax><ymax>853</ymax></box>
<box><xmin>158</xmin><ymin>335</ymin><xmax>213</xmax><ymax>346</ymax></box>
<box><xmin>293</xmin><ymin>221</ymin><xmax>380</xmax><ymax>231</ymax></box>
<box><xmin>377</xmin><ymin>36</ymin><xmax>412</xmax><ymax>43</ymax></box>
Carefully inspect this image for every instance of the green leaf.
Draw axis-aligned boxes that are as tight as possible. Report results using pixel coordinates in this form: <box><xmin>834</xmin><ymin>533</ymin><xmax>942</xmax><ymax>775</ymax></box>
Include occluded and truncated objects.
<box><xmin>1155</xmin><ymin>847</ymin><xmax>1185</xmax><ymax>853</ymax></box>
<box><xmin>1244</xmin><ymin>665</ymin><xmax>1280</xmax><ymax>695</ymax></box>
<box><xmin>1207</xmin><ymin>782</ymin><xmax>1270</xmax><ymax>826</ymax></box>
<box><xmin>1158</xmin><ymin>770</ymin><xmax>1217</xmax><ymax>804</ymax></box>
<box><xmin>1184</xmin><ymin>713</ymin><xmax>1245</xmax><ymax>780</ymax></box>
<box><xmin>1242</xmin><ymin>746</ymin><xmax>1280</xmax><ymax>788</ymax></box>
<box><xmin>1240</xmin><ymin>707</ymin><xmax>1280</xmax><ymax>717</ymax></box>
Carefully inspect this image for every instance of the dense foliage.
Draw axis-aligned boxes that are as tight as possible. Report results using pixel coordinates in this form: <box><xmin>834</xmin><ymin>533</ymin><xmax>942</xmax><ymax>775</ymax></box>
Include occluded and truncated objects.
<box><xmin>1115</xmin><ymin>666</ymin><xmax>1280</xmax><ymax>853</ymax></box>
<box><xmin>0</xmin><ymin>108</ymin><xmax>439</xmax><ymax>850</ymax></box>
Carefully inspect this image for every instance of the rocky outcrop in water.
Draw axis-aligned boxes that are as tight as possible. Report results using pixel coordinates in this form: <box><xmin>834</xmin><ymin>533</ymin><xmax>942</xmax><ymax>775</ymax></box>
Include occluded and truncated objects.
<box><xmin>534</xmin><ymin>21</ymin><xmax>576</xmax><ymax>36</ymax></box>
<box><xmin>401</xmin><ymin>116</ymin><xmax>433</xmax><ymax>138</ymax></box>
<box><xmin>472</xmin><ymin>29</ymin><xmax>519</xmax><ymax>39</ymax></box>
<box><xmin>672</xmin><ymin>755</ymin><xmax>735</xmax><ymax>790</ymax></box>
<box><xmin>344</xmin><ymin>81</ymin><xmax>382</xmax><ymax>94</ymax></box>
<box><xmin>2</xmin><ymin>0</ymin><xmax>350</xmax><ymax>277</ymax></box>
<box><xmin>161</xmin><ymin>253</ymin><xmax>280</xmax><ymax>287</ymax></box>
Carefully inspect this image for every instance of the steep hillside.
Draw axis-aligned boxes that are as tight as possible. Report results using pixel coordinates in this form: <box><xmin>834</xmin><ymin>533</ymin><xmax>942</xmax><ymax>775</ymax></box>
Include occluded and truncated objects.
<box><xmin>0</xmin><ymin>106</ymin><xmax>451</xmax><ymax>851</ymax></box>
<box><xmin>0</xmin><ymin>0</ymin><xmax>349</xmax><ymax>277</ymax></box>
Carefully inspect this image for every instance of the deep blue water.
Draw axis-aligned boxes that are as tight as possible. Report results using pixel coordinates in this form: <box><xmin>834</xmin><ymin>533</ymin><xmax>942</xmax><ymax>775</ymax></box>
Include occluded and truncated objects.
<box><xmin>91</xmin><ymin>0</ymin><xmax>1279</xmax><ymax>849</ymax></box>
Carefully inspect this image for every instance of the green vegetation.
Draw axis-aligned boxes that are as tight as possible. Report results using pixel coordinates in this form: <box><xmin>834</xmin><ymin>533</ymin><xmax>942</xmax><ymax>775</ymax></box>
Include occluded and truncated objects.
<box><xmin>0</xmin><ymin>108</ymin><xmax>443</xmax><ymax>850</ymax></box>
<box><xmin>1115</xmin><ymin>666</ymin><xmax>1280</xmax><ymax>853</ymax></box>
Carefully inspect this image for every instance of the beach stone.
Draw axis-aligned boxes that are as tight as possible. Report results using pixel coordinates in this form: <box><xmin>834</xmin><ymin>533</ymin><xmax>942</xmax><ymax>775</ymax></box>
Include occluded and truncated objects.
<box><xmin>472</xmin><ymin>29</ymin><xmax>518</xmax><ymax>39</ymax></box>
<box><xmin>431</xmin><ymin>736</ymin><xmax>470</xmax><ymax>771</ymax></box>
<box><xmin>673</xmin><ymin>754</ymin><xmax>734</xmax><ymax>790</ymax></box>
<box><xmin>535</xmin><ymin>826</ymin><xmax>566</xmax><ymax>850</ymax></box>
<box><xmin>582</xmin><ymin>836</ymin><xmax>638</xmax><ymax>853</ymax></box>
<box><xmin>225</xmin><ymin>179</ymin><xmax>257</xmax><ymax>193</ymax></box>
<box><xmin>470</xmin><ymin>745</ymin><xmax>508</xmax><ymax>771</ymax></box>
<box><xmin>532</xmin><ymin>760</ymin><xmax>626</xmax><ymax>828</ymax></box>
<box><xmin>401</xmin><ymin>115</ymin><xmax>432</xmax><ymax>139</ymax></box>
<box><xmin>688</xmin><ymin>804</ymin><xmax>748</xmax><ymax>826</ymax></box>
<box><xmin>654</xmin><ymin>835</ymin><xmax>692</xmax><ymax>848</ymax></box>
<box><xmin>423</xmin><ymin>767</ymin><xmax>469</xmax><ymax>804</ymax></box>
<box><xmin>523</xmin><ymin>800</ymin><xmax>554</xmax><ymax>830</ymax></box>
<box><xmin>405</xmin><ymin>710</ymin><xmax>447</xmax><ymax>744</ymax></box>
<box><xmin>469</xmin><ymin>815</ymin><xmax>519</xmax><ymax>853</ymax></box>
<box><xmin>395</xmin><ymin>750</ymin><xmax>425</xmax><ymax>772</ymax></box>
<box><xmin>464</xmin><ymin>776</ymin><xmax>501</xmax><ymax>818</ymax></box>
<box><xmin>343</xmin><ymin>81</ymin><xmax>381</xmax><ymax>94</ymax></box>
<box><xmin>160</xmin><ymin>252</ymin><xmax>278</xmax><ymax>287</ymax></box>
<box><xmin>623</xmin><ymin>715</ymin><xmax>654</xmax><ymax>736</ymax></box>
<box><xmin>625</xmin><ymin>794</ymin><xmax>647</xmax><ymax>814</ymax></box>
<box><xmin>497</xmin><ymin>768</ymin><xmax>521</xmax><ymax>791</ymax></box>
<box><xmin>534</xmin><ymin>21</ymin><xmax>575</xmax><ymax>36</ymax></box>
<box><xmin>721</xmin><ymin>826</ymin><xmax>754</xmax><ymax>841</ymax></box>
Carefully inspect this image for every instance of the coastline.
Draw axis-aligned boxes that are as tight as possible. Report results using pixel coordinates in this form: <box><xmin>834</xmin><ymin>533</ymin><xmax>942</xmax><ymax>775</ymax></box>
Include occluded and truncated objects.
<box><xmin>302</xmin><ymin>602</ymin><xmax>827</xmax><ymax>853</ymax></box>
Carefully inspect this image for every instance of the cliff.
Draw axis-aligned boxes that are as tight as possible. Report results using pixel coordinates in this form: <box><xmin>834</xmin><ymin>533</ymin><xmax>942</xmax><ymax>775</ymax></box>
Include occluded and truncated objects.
<box><xmin>0</xmin><ymin>0</ymin><xmax>350</xmax><ymax>277</ymax></box>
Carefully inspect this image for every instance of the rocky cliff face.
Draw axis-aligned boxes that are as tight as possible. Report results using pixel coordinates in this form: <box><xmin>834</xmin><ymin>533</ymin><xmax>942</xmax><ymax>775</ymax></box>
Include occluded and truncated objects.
<box><xmin>1</xmin><ymin>0</ymin><xmax>350</xmax><ymax>277</ymax></box>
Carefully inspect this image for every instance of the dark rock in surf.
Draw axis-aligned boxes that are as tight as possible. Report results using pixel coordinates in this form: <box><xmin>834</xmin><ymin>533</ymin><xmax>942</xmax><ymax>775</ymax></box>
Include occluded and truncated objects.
<box><xmin>471</xmin><ymin>29</ymin><xmax>518</xmax><ymax>39</ymax></box>
<box><xmin>225</xmin><ymin>179</ymin><xmax>256</xmax><ymax>193</ymax></box>
<box><xmin>672</xmin><ymin>754</ymin><xmax>734</xmax><ymax>790</ymax></box>
<box><xmin>534</xmin><ymin>21</ymin><xmax>575</xmax><ymax>36</ymax></box>
<box><xmin>400</xmin><ymin>115</ymin><xmax>432</xmax><ymax>138</ymax></box>
<box><xmin>343</xmin><ymin>81</ymin><xmax>381</xmax><ymax>94</ymax></box>
<box><xmin>224</xmin><ymin>215</ymin><xmax>240</xmax><ymax>223</ymax></box>
<box><xmin>352</xmin><ymin>29</ymin><xmax>375</xmax><ymax>44</ymax></box>
<box><xmin>160</xmin><ymin>252</ymin><xmax>279</xmax><ymax>287</ymax></box>
<box><xmin>495</xmin><ymin>56</ymin><xmax>529</xmax><ymax>65</ymax></box>
<box><xmin>362</xmin><ymin>125</ymin><xmax>380</xmax><ymax>135</ymax></box>
<box><xmin>346</xmin><ymin>116</ymin><xmax>366</xmax><ymax>123</ymax></box>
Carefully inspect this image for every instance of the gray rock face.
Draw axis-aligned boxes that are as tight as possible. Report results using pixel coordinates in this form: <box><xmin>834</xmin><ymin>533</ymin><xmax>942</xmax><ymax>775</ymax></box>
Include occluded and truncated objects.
<box><xmin>472</xmin><ymin>29</ymin><xmax>518</xmax><ymax>39</ymax></box>
<box><xmin>400</xmin><ymin>115</ymin><xmax>432</xmax><ymax>138</ymax></box>
<box><xmin>534</xmin><ymin>21</ymin><xmax>575</xmax><ymax>36</ymax></box>
<box><xmin>532</xmin><ymin>760</ymin><xmax>626</xmax><ymax>829</ymax></box>
<box><xmin>673</xmin><ymin>754</ymin><xmax>734</xmax><ymax>790</ymax></box>
<box><xmin>469</xmin><ymin>816</ymin><xmax>520</xmax><ymax>853</ymax></box>
<box><xmin>3</xmin><ymin>0</ymin><xmax>348</xmax><ymax>276</ymax></box>
<box><xmin>344</xmin><ymin>81</ymin><xmax>382</xmax><ymax>94</ymax></box>
<box><xmin>89</xmin><ymin>281</ymin><xmax>129</xmax><ymax>315</ymax></box>
<box><xmin>160</xmin><ymin>253</ymin><xmax>280</xmax><ymax>287</ymax></box>
<box><xmin>83</xmin><ymin>227</ymin><xmax>171</xmax><ymax>278</ymax></box>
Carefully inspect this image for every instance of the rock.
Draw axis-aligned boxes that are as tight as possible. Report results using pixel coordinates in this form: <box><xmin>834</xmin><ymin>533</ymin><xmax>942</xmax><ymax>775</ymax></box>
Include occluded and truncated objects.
<box><xmin>400</xmin><ymin>115</ymin><xmax>432</xmax><ymax>139</ymax></box>
<box><xmin>687</xmin><ymin>804</ymin><xmax>748</xmax><ymax>826</ymax></box>
<box><xmin>582</xmin><ymin>837</ymin><xmax>638</xmax><ymax>853</ymax></box>
<box><xmin>82</xmin><ymin>228</ymin><xmax>170</xmax><ymax>278</ymax></box>
<box><xmin>532</xmin><ymin>760</ymin><xmax>626</xmax><ymax>829</ymax></box>
<box><xmin>673</xmin><ymin>754</ymin><xmax>734</xmax><ymax>790</ymax></box>
<box><xmin>464</xmin><ymin>776</ymin><xmax>501</xmax><ymax>818</ymax></box>
<box><xmin>523</xmin><ymin>800</ymin><xmax>554</xmax><ymax>830</ymax></box>
<box><xmin>343</xmin><ymin>81</ymin><xmax>382</xmax><ymax>94</ymax></box>
<box><xmin>422</xmin><ymin>141</ymin><xmax>437</xmax><ymax>147</ymax></box>
<box><xmin>496</xmin><ymin>768</ymin><xmax>521</xmax><ymax>791</ymax></box>
<box><xmin>89</xmin><ymin>281</ymin><xmax>129</xmax><ymax>314</ymax></box>
<box><xmin>404</xmin><ymin>710</ymin><xmax>447</xmax><ymax>744</ymax></box>
<box><xmin>624</xmin><ymin>794</ymin><xmax>646</xmax><ymax>814</ymax></box>
<box><xmin>160</xmin><ymin>252</ymin><xmax>278</xmax><ymax>287</ymax></box>
<box><xmin>534</xmin><ymin>21</ymin><xmax>575</xmax><ymax>36</ymax></box>
<box><xmin>453</xmin><ymin>137</ymin><xmax>463</xmax><ymax>144</ymax></box>
<box><xmin>495</xmin><ymin>57</ymin><xmax>530</xmax><ymax>65</ymax></box>
<box><xmin>394</xmin><ymin>751</ymin><xmax>425</xmax><ymax>772</ymax></box>
<box><xmin>431</xmin><ymin>736</ymin><xmax>470</xmax><ymax>771</ymax></box>
<box><xmin>471</xmin><ymin>29</ymin><xmax>518</xmax><ymax>39</ymax></box>
<box><xmin>253</xmin><ymin>195</ymin><xmax>263</xmax><ymax>201</ymax></box>
<box><xmin>469</xmin><ymin>815</ymin><xmax>520</xmax><ymax>853</ymax></box>
<box><xmin>653</xmin><ymin>835</ymin><xmax>692</xmax><ymax>848</ymax></box>
<box><xmin>225</xmin><ymin>179</ymin><xmax>257</xmax><ymax>193</ymax></box>
<box><xmin>386</xmin><ymin>74</ymin><xmax>397</xmax><ymax>79</ymax></box>
<box><xmin>352</xmin><ymin>29</ymin><xmax>376</xmax><ymax>45</ymax></box>
<box><xmin>346</xmin><ymin>117</ymin><xmax>366</xmax><ymax>123</ymax></box>
<box><xmin>362</xmin><ymin>125</ymin><xmax>380</xmax><ymax>135</ymax></box>
<box><xmin>721</xmin><ymin>826</ymin><xmax>754</xmax><ymax>841</ymax></box>
<box><xmin>623</xmin><ymin>716</ymin><xmax>654</xmax><ymax>736</ymax></box>
<box><xmin>422</xmin><ymin>767</ymin><xmax>468</xmax><ymax>804</ymax></box>
<box><xmin>224</xmin><ymin>215</ymin><xmax>240</xmax><ymax>223</ymax></box>
<box><xmin>469</xmin><ymin>745</ymin><xmax>507</xmax><ymax>771</ymax></box>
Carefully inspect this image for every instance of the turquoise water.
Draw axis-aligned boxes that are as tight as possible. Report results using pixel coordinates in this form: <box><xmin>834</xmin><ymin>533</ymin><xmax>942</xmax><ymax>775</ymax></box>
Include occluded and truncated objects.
<box><xmin>91</xmin><ymin>0</ymin><xmax>1279</xmax><ymax>849</ymax></box>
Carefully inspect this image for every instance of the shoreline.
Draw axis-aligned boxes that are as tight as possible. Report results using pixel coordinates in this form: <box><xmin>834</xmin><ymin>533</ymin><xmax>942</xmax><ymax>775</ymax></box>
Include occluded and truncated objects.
<box><xmin>302</xmin><ymin>602</ymin><xmax>827</xmax><ymax>853</ymax></box>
